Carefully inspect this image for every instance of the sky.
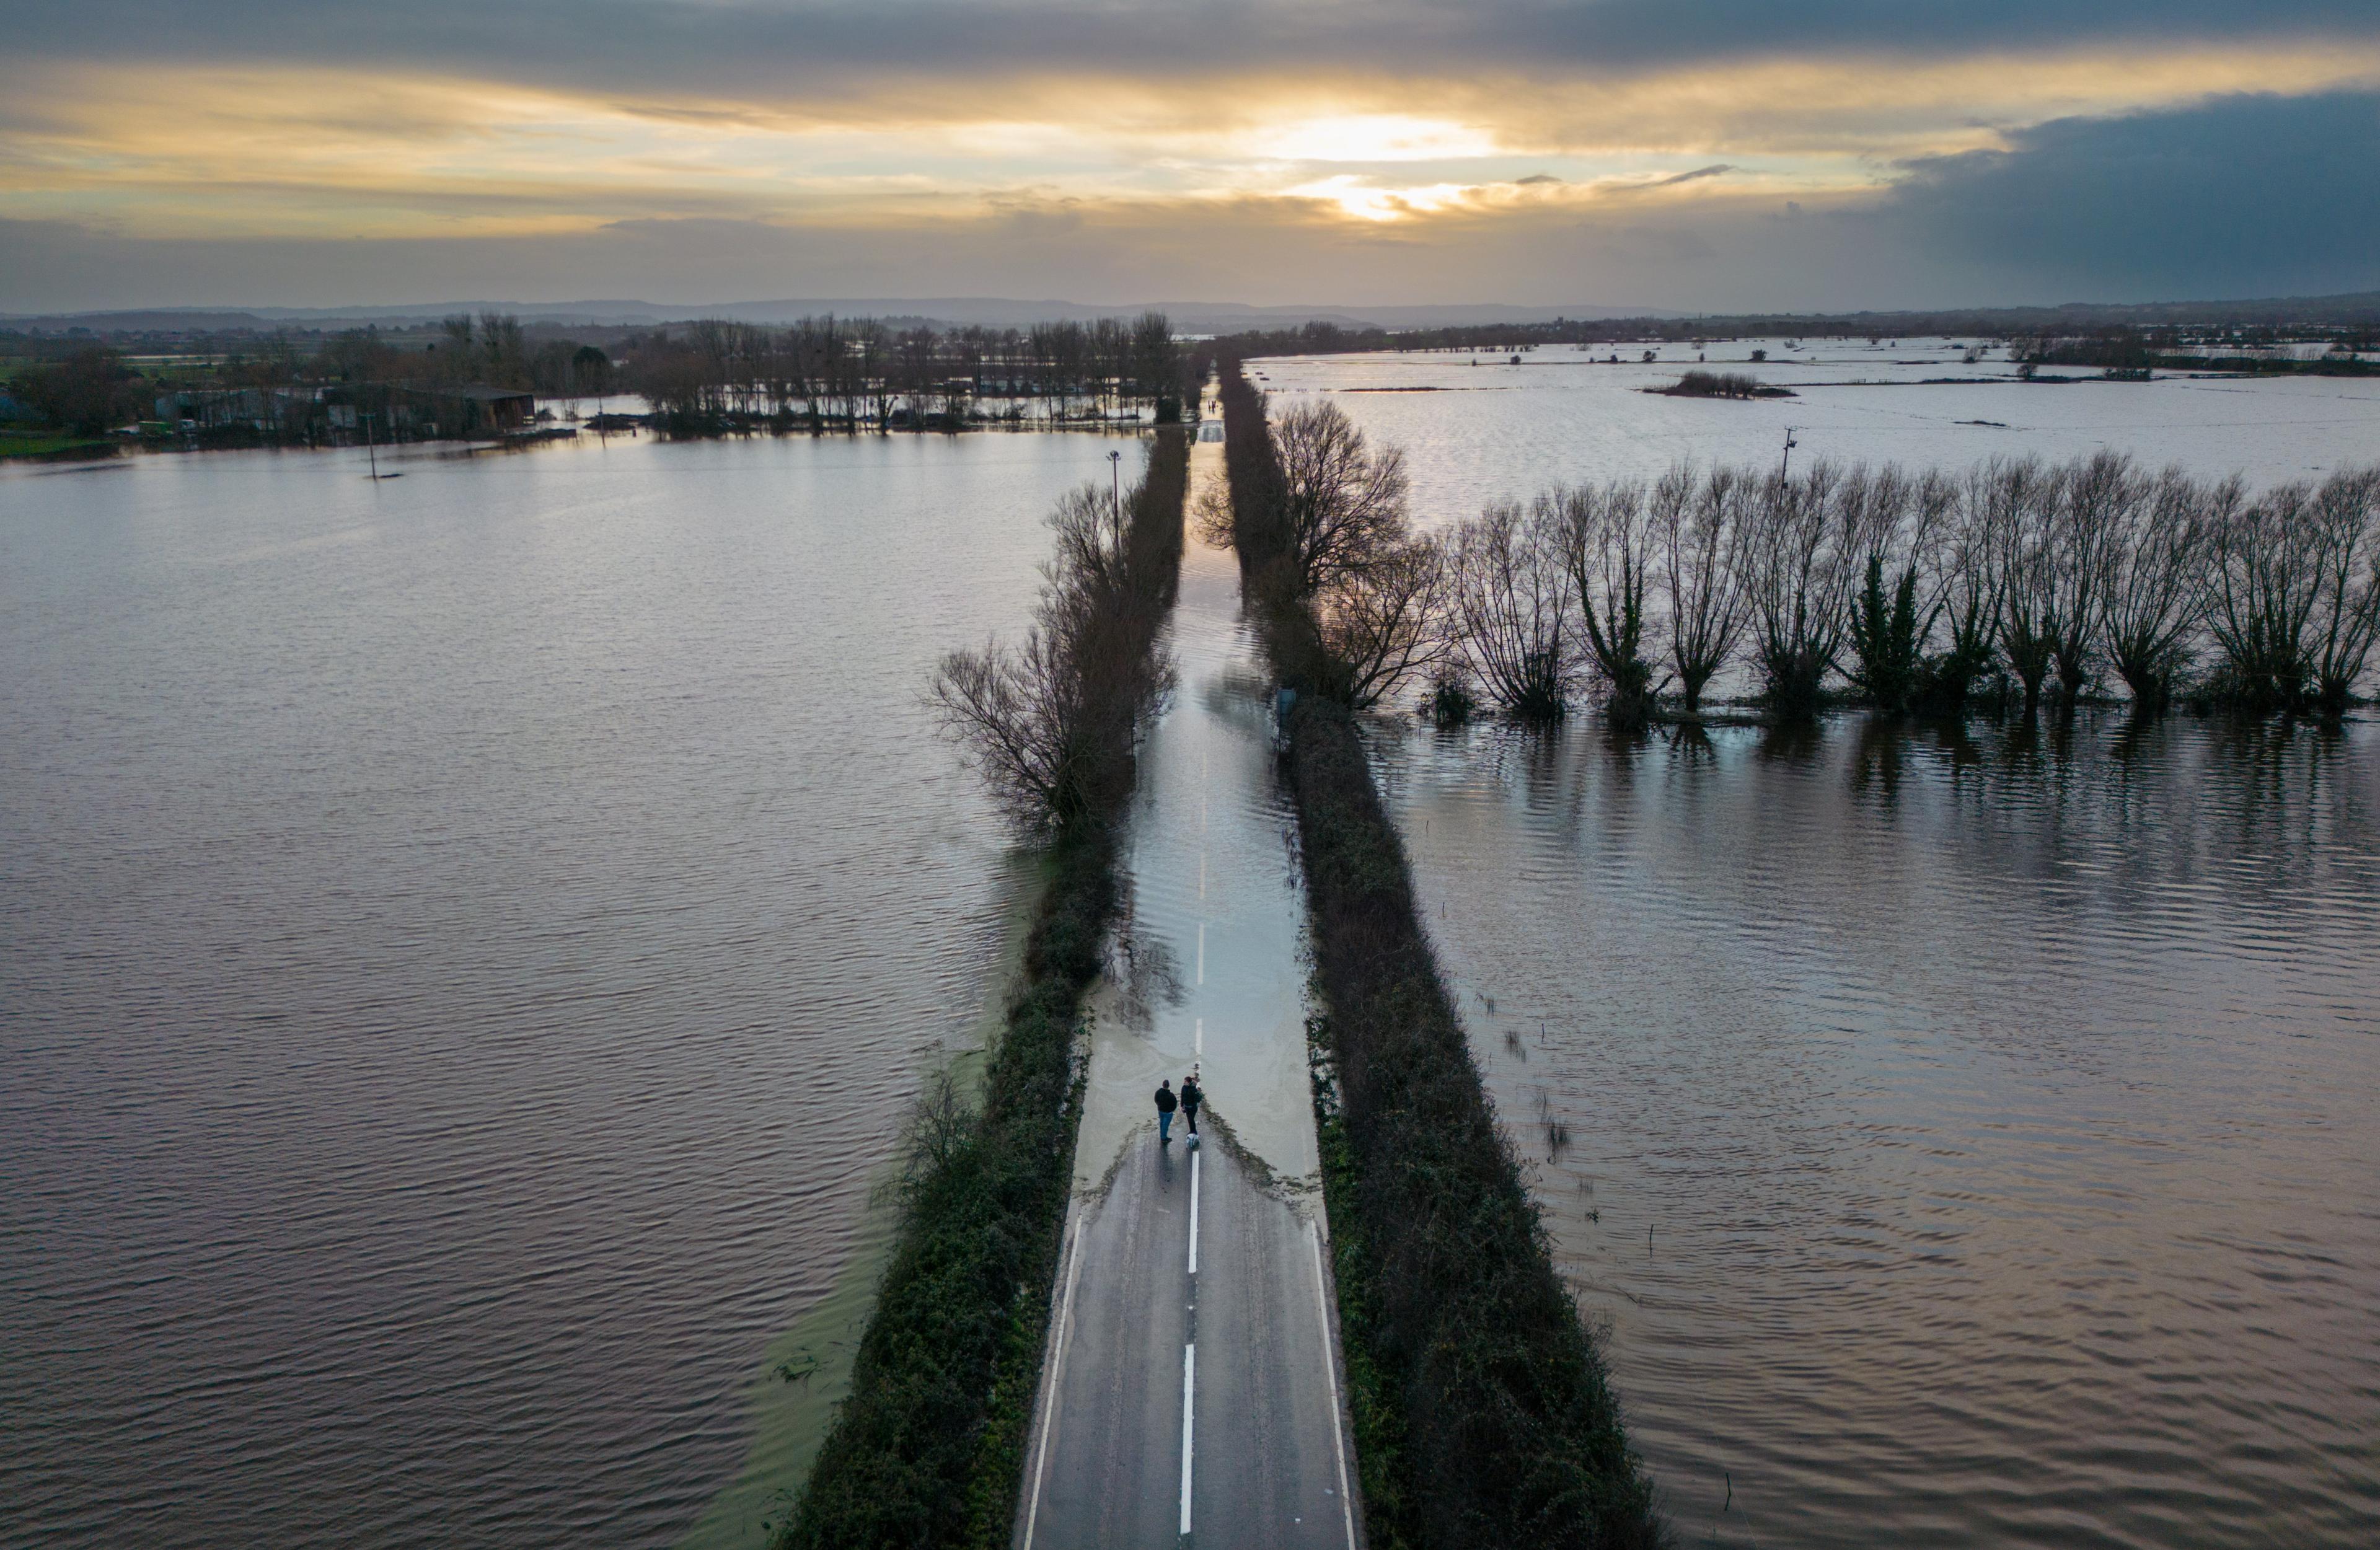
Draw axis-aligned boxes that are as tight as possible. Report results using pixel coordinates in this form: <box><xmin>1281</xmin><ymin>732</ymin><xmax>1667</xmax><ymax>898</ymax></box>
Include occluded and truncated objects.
<box><xmin>4</xmin><ymin>1</ymin><xmax>2378</xmax><ymax>314</ymax></box>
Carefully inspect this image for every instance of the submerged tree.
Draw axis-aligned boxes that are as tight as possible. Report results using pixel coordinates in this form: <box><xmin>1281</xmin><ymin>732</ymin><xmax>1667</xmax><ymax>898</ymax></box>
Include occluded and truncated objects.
<box><xmin>1559</xmin><ymin>480</ymin><xmax>1659</xmax><ymax>728</ymax></box>
<box><xmin>1839</xmin><ymin>466</ymin><xmax>1927</xmax><ymax>715</ymax></box>
<box><xmin>1268</xmin><ymin>401</ymin><xmax>1413</xmax><ymax>599</ymax></box>
<box><xmin>1316</xmin><ymin>536</ymin><xmax>1453</xmax><ymax>708</ymax></box>
<box><xmin>2306</xmin><ymin>467</ymin><xmax>2380</xmax><ymax>715</ymax></box>
<box><xmin>1655</xmin><ymin>463</ymin><xmax>1750</xmax><ymax>713</ymax></box>
<box><xmin>2046</xmin><ymin>449</ymin><xmax>2135</xmax><ymax>709</ymax></box>
<box><xmin>2205</xmin><ymin>480</ymin><xmax>2323</xmax><ymax>713</ymax></box>
<box><xmin>2102</xmin><ymin>467</ymin><xmax>2217</xmax><ymax>711</ymax></box>
<box><xmin>1741</xmin><ymin>461</ymin><xmax>1861</xmax><ymax>718</ymax></box>
<box><xmin>1448</xmin><ymin>495</ymin><xmax>1577</xmax><ymax>720</ymax></box>
<box><xmin>1991</xmin><ymin>456</ymin><xmax>2067</xmax><ymax>718</ymax></box>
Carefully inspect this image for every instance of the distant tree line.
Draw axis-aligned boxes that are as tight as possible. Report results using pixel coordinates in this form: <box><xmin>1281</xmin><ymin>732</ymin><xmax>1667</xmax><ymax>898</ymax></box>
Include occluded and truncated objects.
<box><xmin>622</xmin><ymin>312</ymin><xmax>1189</xmax><ymax>433</ymax></box>
<box><xmin>3</xmin><ymin>309</ymin><xmax>1194</xmax><ymax>446</ymax></box>
<box><xmin>1186</xmin><ymin>314</ymin><xmax>2378</xmax><ymax>371</ymax></box>
<box><xmin>1218</xmin><ymin>370</ymin><xmax>2380</xmax><ymax>726</ymax></box>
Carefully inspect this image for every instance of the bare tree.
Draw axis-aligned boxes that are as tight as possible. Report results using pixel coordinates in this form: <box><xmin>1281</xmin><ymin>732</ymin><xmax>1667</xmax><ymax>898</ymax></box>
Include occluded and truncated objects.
<box><xmin>1271</xmin><ymin>401</ymin><xmax>1412</xmax><ymax>597</ymax></box>
<box><xmin>1991</xmin><ymin>456</ymin><xmax>2066</xmax><ymax>717</ymax></box>
<box><xmin>1559</xmin><ymin>479</ymin><xmax>1658</xmax><ymax>727</ymax></box>
<box><xmin>2046</xmin><ymin>450</ymin><xmax>2136</xmax><ymax>707</ymax></box>
<box><xmin>1918</xmin><ymin>467</ymin><xmax>2004</xmax><ymax>710</ymax></box>
<box><xmin>1657</xmin><ymin>463</ymin><xmax>1749</xmax><ymax>712</ymax></box>
<box><xmin>1740</xmin><ymin>460</ymin><xmax>1861</xmax><ymax>718</ymax></box>
<box><xmin>1316</xmin><ymin>537</ymin><xmax>1453</xmax><ymax>708</ymax></box>
<box><xmin>1448</xmin><ymin>496</ymin><xmax>1576</xmax><ymax>720</ymax></box>
<box><xmin>2307</xmin><ymin>465</ymin><xmax>2380</xmax><ymax>715</ymax></box>
<box><xmin>932</xmin><ymin>623</ymin><xmax>1101</xmax><ymax>835</ymax></box>
<box><xmin>933</xmin><ymin>470</ymin><xmax>1176</xmax><ymax>834</ymax></box>
<box><xmin>2102</xmin><ymin>467</ymin><xmax>2216</xmax><ymax>710</ymax></box>
<box><xmin>2206</xmin><ymin>480</ymin><xmax>2321</xmax><ymax>711</ymax></box>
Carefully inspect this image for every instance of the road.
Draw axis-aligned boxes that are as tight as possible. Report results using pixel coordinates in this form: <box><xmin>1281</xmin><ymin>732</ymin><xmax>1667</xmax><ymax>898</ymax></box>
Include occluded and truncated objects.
<box><xmin>1015</xmin><ymin>394</ymin><xmax>1360</xmax><ymax>1549</ymax></box>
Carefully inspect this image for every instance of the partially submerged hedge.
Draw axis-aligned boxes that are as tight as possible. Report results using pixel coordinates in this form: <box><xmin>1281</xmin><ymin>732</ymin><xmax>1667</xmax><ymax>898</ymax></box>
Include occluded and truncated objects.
<box><xmin>1221</xmin><ymin>369</ymin><xmax>1662</xmax><ymax>1549</ymax></box>
<box><xmin>778</xmin><ymin>430</ymin><xmax>1187</xmax><ymax>1548</ymax></box>
<box><xmin>780</xmin><ymin>829</ymin><xmax>1113</xmax><ymax>1549</ymax></box>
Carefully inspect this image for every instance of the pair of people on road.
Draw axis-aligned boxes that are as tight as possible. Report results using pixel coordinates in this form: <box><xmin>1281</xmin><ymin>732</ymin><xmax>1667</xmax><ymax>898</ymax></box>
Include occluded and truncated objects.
<box><xmin>1155</xmin><ymin>1069</ymin><xmax>1202</xmax><ymax>1144</ymax></box>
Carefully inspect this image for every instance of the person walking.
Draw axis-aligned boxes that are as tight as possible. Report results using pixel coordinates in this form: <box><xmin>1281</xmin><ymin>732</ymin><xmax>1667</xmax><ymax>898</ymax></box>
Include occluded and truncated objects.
<box><xmin>1154</xmin><ymin>1079</ymin><xmax>1178</xmax><ymax>1145</ymax></box>
<box><xmin>1179</xmin><ymin>1070</ymin><xmax>1203</xmax><ymax>1138</ymax></box>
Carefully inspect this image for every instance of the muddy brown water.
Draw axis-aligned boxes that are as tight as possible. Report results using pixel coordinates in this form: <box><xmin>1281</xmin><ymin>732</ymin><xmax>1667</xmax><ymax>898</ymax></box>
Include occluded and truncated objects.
<box><xmin>0</xmin><ymin>431</ymin><xmax>1135</xmax><ymax>1548</ymax></box>
<box><xmin>1370</xmin><ymin>711</ymin><xmax>2380</xmax><ymax>1549</ymax></box>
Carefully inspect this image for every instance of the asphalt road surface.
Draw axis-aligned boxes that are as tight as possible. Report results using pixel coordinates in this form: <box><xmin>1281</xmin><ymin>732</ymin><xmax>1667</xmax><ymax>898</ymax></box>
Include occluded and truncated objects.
<box><xmin>1016</xmin><ymin>391</ymin><xmax>1360</xmax><ymax>1550</ymax></box>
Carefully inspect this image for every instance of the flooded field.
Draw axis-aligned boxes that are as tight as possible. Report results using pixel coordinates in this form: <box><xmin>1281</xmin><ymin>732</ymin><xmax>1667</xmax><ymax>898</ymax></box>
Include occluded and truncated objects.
<box><xmin>0</xmin><ymin>430</ymin><xmax>1133</xmax><ymax>1548</ymax></box>
<box><xmin>1271</xmin><ymin>343</ymin><xmax>2380</xmax><ymax>1548</ymax></box>
<box><xmin>1252</xmin><ymin>338</ymin><xmax>2380</xmax><ymax>522</ymax></box>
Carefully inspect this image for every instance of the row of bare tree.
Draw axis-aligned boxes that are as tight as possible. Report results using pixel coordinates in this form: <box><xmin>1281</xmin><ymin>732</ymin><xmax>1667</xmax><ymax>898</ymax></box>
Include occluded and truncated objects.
<box><xmin>931</xmin><ymin>434</ymin><xmax>1188</xmax><ymax>834</ymax></box>
<box><xmin>1228</xmin><ymin>388</ymin><xmax>2380</xmax><ymax>723</ymax></box>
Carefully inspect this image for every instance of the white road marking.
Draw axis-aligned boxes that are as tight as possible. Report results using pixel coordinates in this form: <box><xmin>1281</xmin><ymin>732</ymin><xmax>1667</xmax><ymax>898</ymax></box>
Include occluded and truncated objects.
<box><xmin>1023</xmin><ymin>1220</ymin><xmax>1086</xmax><ymax>1550</ymax></box>
<box><xmin>1194</xmin><ymin>1016</ymin><xmax>1203</xmax><ymax>1055</ymax></box>
<box><xmin>1188</xmin><ymin>1150</ymin><xmax>1201</xmax><ymax>1276</ymax></box>
<box><xmin>1179</xmin><ymin>1342</ymin><xmax>1197</xmax><ymax>1537</ymax></box>
<box><xmin>1196</xmin><ymin>922</ymin><xmax>1205</xmax><ymax>985</ymax></box>
<box><xmin>1310</xmin><ymin>1220</ymin><xmax>1359</xmax><ymax>1550</ymax></box>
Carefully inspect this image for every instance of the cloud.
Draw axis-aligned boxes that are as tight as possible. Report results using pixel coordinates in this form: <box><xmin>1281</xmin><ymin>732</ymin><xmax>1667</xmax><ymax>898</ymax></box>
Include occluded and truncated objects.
<box><xmin>9</xmin><ymin>1</ymin><xmax>2377</xmax><ymax>100</ymax></box>
<box><xmin>1882</xmin><ymin>90</ymin><xmax>2380</xmax><ymax>299</ymax></box>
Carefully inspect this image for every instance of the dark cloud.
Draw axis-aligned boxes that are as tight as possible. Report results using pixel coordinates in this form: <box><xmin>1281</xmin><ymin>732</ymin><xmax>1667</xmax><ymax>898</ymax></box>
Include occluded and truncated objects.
<box><xmin>1883</xmin><ymin>90</ymin><xmax>2380</xmax><ymax>299</ymax></box>
<box><xmin>5</xmin><ymin>1</ymin><xmax>2373</xmax><ymax>100</ymax></box>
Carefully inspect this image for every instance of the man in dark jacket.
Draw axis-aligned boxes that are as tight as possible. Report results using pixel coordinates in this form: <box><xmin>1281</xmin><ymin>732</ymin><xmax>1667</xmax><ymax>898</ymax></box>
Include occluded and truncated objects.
<box><xmin>1155</xmin><ymin>1079</ymin><xmax>1178</xmax><ymax>1144</ymax></box>
<box><xmin>1179</xmin><ymin>1071</ymin><xmax>1203</xmax><ymax>1136</ymax></box>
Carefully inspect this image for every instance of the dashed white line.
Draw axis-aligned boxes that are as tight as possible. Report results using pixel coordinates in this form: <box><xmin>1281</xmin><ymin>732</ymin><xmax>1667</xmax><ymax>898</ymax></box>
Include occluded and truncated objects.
<box><xmin>1310</xmin><ymin>1220</ymin><xmax>1359</xmax><ymax>1550</ymax></box>
<box><xmin>1196</xmin><ymin>922</ymin><xmax>1205</xmax><ymax>985</ymax></box>
<box><xmin>1179</xmin><ymin>1342</ymin><xmax>1197</xmax><ymax>1537</ymax></box>
<box><xmin>1188</xmin><ymin>1150</ymin><xmax>1201</xmax><ymax>1276</ymax></box>
<box><xmin>1194</xmin><ymin>1016</ymin><xmax>1203</xmax><ymax>1055</ymax></box>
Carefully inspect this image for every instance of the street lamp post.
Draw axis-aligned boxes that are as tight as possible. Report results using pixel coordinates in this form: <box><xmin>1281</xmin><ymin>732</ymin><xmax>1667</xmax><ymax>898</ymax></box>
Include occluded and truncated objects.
<box><xmin>1109</xmin><ymin>449</ymin><xmax>1122</xmax><ymax>524</ymax></box>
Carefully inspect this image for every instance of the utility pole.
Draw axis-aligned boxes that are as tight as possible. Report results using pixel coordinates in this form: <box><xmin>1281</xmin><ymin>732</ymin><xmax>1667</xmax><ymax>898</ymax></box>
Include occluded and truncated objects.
<box><xmin>365</xmin><ymin>408</ymin><xmax>378</xmax><ymax>480</ymax></box>
<box><xmin>1779</xmin><ymin>426</ymin><xmax>1799</xmax><ymax>481</ymax></box>
<box><xmin>1109</xmin><ymin>449</ymin><xmax>1122</xmax><ymax>526</ymax></box>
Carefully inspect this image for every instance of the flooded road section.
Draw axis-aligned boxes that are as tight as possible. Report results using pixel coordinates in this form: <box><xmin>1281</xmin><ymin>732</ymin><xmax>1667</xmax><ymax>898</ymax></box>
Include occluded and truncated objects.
<box><xmin>1370</xmin><ymin>715</ymin><xmax>2380</xmax><ymax>1550</ymax></box>
<box><xmin>1021</xmin><ymin>405</ymin><xmax>1359</xmax><ymax>1550</ymax></box>
<box><xmin>0</xmin><ymin>431</ymin><xmax>1134</xmax><ymax>1549</ymax></box>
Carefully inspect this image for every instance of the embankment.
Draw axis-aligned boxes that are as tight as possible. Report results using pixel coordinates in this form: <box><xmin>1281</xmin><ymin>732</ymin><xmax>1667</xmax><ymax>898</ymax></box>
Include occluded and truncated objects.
<box><xmin>1220</xmin><ymin>365</ymin><xmax>1662</xmax><ymax>1549</ymax></box>
<box><xmin>777</xmin><ymin>429</ymin><xmax>1188</xmax><ymax>1549</ymax></box>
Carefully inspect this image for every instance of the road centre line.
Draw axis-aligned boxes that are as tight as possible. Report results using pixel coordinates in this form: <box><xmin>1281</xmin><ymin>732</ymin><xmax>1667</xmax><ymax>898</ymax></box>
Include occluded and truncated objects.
<box><xmin>1179</xmin><ymin>1343</ymin><xmax>1197</xmax><ymax>1537</ymax></box>
<box><xmin>1188</xmin><ymin>1149</ymin><xmax>1201</xmax><ymax>1276</ymax></box>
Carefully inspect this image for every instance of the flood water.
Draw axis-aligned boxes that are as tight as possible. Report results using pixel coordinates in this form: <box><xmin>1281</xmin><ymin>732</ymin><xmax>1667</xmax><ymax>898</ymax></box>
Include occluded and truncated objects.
<box><xmin>0</xmin><ymin>429</ymin><xmax>1134</xmax><ymax>1548</ymax></box>
<box><xmin>1372</xmin><ymin>715</ymin><xmax>2380</xmax><ymax>1548</ymax></box>
<box><xmin>1268</xmin><ymin>345</ymin><xmax>2380</xmax><ymax>1546</ymax></box>
<box><xmin>1253</xmin><ymin>338</ymin><xmax>2380</xmax><ymax>522</ymax></box>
